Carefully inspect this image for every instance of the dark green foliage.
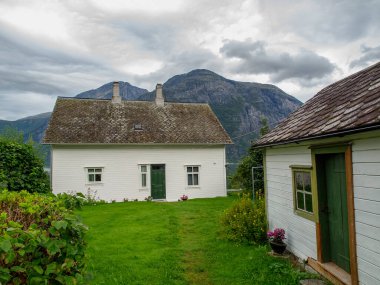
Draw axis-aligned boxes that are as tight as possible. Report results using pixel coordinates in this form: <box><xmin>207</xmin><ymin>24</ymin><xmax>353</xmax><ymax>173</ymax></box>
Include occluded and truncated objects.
<box><xmin>221</xmin><ymin>193</ymin><xmax>267</xmax><ymax>243</ymax></box>
<box><xmin>0</xmin><ymin>137</ymin><xmax>50</xmax><ymax>193</ymax></box>
<box><xmin>0</xmin><ymin>190</ymin><xmax>87</xmax><ymax>284</ymax></box>
<box><xmin>230</xmin><ymin>118</ymin><xmax>269</xmax><ymax>192</ymax></box>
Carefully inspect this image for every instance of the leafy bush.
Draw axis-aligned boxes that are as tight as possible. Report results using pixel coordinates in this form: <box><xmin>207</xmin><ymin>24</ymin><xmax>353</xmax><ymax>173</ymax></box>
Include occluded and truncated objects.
<box><xmin>221</xmin><ymin>193</ymin><xmax>267</xmax><ymax>244</ymax></box>
<box><xmin>0</xmin><ymin>190</ymin><xmax>87</xmax><ymax>284</ymax></box>
<box><xmin>57</xmin><ymin>192</ymin><xmax>86</xmax><ymax>210</ymax></box>
<box><xmin>0</xmin><ymin>139</ymin><xmax>50</xmax><ymax>193</ymax></box>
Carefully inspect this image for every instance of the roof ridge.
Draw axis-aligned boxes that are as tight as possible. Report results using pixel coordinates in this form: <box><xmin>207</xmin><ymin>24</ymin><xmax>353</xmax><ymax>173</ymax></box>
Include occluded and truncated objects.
<box><xmin>317</xmin><ymin>61</ymin><xmax>380</xmax><ymax>95</ymax></box>
<box><xmin>253</xmin><ymin>61</ymin><xmax>380</xmax><ymax>147</ymax></box>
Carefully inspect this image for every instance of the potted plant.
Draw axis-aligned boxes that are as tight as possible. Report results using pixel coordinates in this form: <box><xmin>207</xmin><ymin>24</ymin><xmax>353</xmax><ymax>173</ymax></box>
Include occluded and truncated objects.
<box><xmin>180</xmin><ymin>194</ymin><xmax>188</xmax><ymax>201</ymax></box>
<box><xmin>267</xmin><ymin>228</ymin><xmax>287</xmax><ymax>254</ymax></box>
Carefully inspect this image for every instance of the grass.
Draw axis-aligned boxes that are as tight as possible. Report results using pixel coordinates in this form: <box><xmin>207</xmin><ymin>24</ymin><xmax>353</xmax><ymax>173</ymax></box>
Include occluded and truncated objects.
<box><xmin>78</xmin><ymin>197</ymin><xmax>312</xmax><ymax>284</ymax></box>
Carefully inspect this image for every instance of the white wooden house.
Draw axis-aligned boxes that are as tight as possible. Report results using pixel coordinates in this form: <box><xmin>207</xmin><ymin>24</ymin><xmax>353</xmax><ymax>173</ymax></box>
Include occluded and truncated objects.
<box><xmin>43</xmin><ymin>83</ymin><xmax>232</xmax><ymax>202</ymax></box>
<box><xmin>253</xmin><ymin>62</ymin><xmax>380</xmax><ymax>285</ymax></box>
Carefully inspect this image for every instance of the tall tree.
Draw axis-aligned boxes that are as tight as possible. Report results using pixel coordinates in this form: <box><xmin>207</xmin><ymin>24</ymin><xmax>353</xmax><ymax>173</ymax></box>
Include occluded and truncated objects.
<box><xmin>231</xmin><ymin>118</ymin><xmax>269</xmax><ymax>193</ymax></box>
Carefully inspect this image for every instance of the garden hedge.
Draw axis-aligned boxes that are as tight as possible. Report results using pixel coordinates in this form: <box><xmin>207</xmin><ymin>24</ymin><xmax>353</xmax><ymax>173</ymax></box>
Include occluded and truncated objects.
<box><xmin>0</xmin><ymin>190</ymin><xmax>87</xmax><ymax>284</ymax></box>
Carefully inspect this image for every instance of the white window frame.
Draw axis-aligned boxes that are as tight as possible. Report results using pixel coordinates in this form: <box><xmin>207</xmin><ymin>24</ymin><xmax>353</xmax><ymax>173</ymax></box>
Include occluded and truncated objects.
<box><xmin>86</xmin><ymin>167</ymin><xmax>103</xmax><ymax>184</ymax></box>
<box><xmin>186</xmin><ymin>165</ymin><xmax>200</xmax><ymax>187</ymax></box>
<box><xmin>139</xmin><ymin>165</ymin><xmax>149</xmax><ymax>188</ymax></box>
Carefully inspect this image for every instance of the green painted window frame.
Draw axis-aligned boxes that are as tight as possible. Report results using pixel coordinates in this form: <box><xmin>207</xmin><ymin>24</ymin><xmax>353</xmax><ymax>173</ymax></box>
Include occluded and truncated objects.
<box><xmin>290</xmin><ymin>165</ymin><xmax>317</xmax><ymax>222</ymax></box>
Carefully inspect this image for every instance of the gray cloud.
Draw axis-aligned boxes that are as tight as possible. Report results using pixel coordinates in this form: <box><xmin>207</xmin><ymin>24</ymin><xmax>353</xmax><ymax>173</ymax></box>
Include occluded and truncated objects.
<box><xmin>0</xmin><ymin>29</ymin><xmax>113</xmax><ymax>95</ymax></box>
<box><xmin>0</xmin><ymin>0</ymin><xmax>378</xmax><ymax>120</ymax></box>
<box><xmin>350</xmin><ymin>45</ymin><xmax>380</xmax><ymax>68</ymax></box>
<box><xmin>257</xmin><ymin>0</ymin><xmax>380</xmax><ymax>44</ymax></box>
<box><xmin>220</xmin><ymin>39</ymin><xmax>335</xmax><ymax>84</ymax></box>
<box><xmin>131</xmin><ymin>48</ymin><xmax>223</xmax><ymax>89</ymax></box>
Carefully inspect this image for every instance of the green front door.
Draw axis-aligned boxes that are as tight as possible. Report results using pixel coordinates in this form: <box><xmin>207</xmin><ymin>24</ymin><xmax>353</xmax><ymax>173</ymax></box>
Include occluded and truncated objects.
<box><xmin>317</xmin><ymin>153</ymin><xmax>350</xmax><ymax>272</ymax></box>
<box><xmin>151</xmin><ymin>164</ymin><xmax>166</xmax><ymax>199</ymax></box>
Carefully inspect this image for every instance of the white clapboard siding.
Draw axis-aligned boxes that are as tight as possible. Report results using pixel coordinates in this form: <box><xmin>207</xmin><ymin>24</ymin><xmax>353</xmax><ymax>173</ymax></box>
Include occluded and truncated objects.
<box><xmin>265</xmin><ymin>146</ymin><xmax>316</xmax><ymax>261</ymax></box>
<box><xmin>352</xmin><ymin>162</ymin><xmax>380</xmax><ymax>176</ymax></box>
<box><xmin>266</xmin><ymin>167</ymin><xmax>292</xmax><ymax>177</ymax></box>
<box><xmin>354</xmin><ymin>186</ymin><xmax>380</xmax><ymax>201</ymax></box>
<box><xmin>52</xmin><ymin>144</ymin><xmax>226</xmax><ymax>202</ymax></box>
<box><xmin>358</xmin><ymin>270</ymin><xmax>380</xmax><ymax>285</ymax></box>
<box><xmin>354</xmin><ymin>199</ymin><xmax>380</xmax><ymax>215</ymax></box>
<box><xmin>355</xmin><ymin>222</ymin><xmax>380</xmax><ymax>242</ymax></box>
<box><xmin>357</xmin><ymin>258</ymin><xmax>380</xmax><ymax>285</ymax></box>
<box><xmin>353</xmin><ymin>137</ymin><xmax>380</xmax><ymax>284</ymax></box>
<box><xmin>353</xmin><ymin>149</ymin><xmax>380</xmax><ymax>163</ymax></box>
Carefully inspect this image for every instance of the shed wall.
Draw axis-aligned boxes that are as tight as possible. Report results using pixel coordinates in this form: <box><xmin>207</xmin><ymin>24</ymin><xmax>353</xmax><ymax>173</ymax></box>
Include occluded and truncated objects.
<box><xmin>265</xmin><ymin>136</ymin><xmax>380</xmax><ymax>284</ymax></box>
<box><xmin>352</xmin><ymin>137</ymin><xmax>380</xmax><ymax>285</ymax></box>
<box><xmin>265</xmin><ymin>146</ymin><xmax>317</xmax><ymax>261</ymax></box>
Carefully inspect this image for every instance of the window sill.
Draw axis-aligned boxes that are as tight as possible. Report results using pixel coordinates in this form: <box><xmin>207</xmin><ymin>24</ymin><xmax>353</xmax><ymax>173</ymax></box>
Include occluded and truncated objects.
<box><xmin>85</xmin><ymin>183</ymin><xmax>104</xmax><ymax>186</ymax></box>
<box><xmin>294</xmin><ymin>209</ymin><xmax>316</xmax><ymax>222</ymax></box>
<box><xmin>186</xmin><ymin>186</ymin><xmax>201</xmax><ymax>190</ymax></box>
<box><xmin>139</xmin><ymin>188</ymin><xmax>149</xmax><ymax>191</ymax></box>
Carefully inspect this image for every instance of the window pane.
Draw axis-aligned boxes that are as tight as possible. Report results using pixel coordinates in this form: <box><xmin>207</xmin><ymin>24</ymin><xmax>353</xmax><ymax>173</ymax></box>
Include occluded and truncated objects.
<box><xmin>141</xmin><ymin>165</ymin><xmax>147</xmax><ymax>173</ymax></box>
<box><xmin>187</xmin><ymin>167</ymin><xmax>192</xmax><ymax>173</ymax></box>
<box><xmin>304</xmin><ymin>172</ymin><xmax>311</xmax><ymax>192</ymax></box>
<box><xmin>297</xmin><ymin>191</ymin><xmax>304</xmax><ymax>210</ymax></box>
<box><xmin>193</xmin><ymin>166</ymin><xmax>199</xmax><ymax>173</ymax></box>
<box><xmin>295</xmin><ymin>172</ymin><xmax>303</xmax><ymax>189</ymax></box>
<box><xmin>188</xmin><ymin>174</ymin><xmax>193</xmax><ymax>185</ymax></box>
<box><xmin>95</xmin><ymin>168</ymin><xmax>102</xmax><ymax>172</ymax></box>
<box><xmin>88</xmin><ymin>169</ymin><xmax>94</xmax><ymax>173</ymax></box>
<box><xmin>89</xmin><ymin>174</ymin><xmax>94</xmax><ymax>182</ymax></box>
<box><xmin>142</xmin><ymin>173</ymin><xmax>146</xmax><ymax>187</ymax></box>
<box><xmin>305</xmin><ymin>193</ymin><xmax>313</xmax><ymax>212</ymax></box>
<box><xmin>95</xmin><ymin>174</ymin><xmax>102</xmax><ymax>182</ymax></box>
<box><xmin>193</xmin><ymin>174</ymin><xmax>199</xmax><ymax>185</ymax></box>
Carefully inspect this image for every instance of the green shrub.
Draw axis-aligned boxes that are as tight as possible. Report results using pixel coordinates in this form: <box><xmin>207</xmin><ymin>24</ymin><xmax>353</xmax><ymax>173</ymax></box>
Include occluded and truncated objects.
<box><xmin>221</xmin><ymin>193</ymin><xmax>267</xmax><ymax>244</ymax></box>
<box><xmin>0</xmin><ymin>190</ymin><xmax>87</xmax><ymax>284</ymax></box>
<box><xmin>57</xmin><ymin>192</ymin><xmax>85</xmax><ymax>210</ymax></box>
<box><xmin>0</xmin><ymin>140</ymin><xmax>50</xmax><ymax>193</ymax></box>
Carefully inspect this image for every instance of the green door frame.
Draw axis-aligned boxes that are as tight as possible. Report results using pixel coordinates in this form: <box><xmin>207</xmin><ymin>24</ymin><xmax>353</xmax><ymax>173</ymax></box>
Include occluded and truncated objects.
<box><xmin>310</xmin><ymin>143</ymin><xmax>358</xmax><ymax>284</ymax></box>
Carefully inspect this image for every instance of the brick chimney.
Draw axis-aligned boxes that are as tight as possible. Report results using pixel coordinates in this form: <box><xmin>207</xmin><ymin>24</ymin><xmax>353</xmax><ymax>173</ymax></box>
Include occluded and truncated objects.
<box><xmin>112</xmin><ymin>81</ymin><xmax>121</xmax><ymax>104</ymax></box>
<box><xmin>155</xmin><ymin>83</ymin><xmax>164</xmax><ymax>107</ymax></box>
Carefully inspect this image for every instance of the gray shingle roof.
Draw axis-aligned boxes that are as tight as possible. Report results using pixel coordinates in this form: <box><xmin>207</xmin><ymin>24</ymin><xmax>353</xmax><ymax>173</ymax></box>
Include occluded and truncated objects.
<box><xmin>254</xmin><ymin>61</ymin><xmax>380</xmax><ymax>147</ymax></box>
<box><xmin>43</xmin><ymin>98</ymin><xmax>232</xmax><ymax>144</ymax></box>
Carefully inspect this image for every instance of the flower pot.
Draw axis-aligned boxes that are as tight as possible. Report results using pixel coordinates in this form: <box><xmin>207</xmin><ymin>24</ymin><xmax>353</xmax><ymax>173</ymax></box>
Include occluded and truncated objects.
<box><xmin>269</xmin><ymin>241</ymin><xmax>287</xmax><ymax>254</ymax></box>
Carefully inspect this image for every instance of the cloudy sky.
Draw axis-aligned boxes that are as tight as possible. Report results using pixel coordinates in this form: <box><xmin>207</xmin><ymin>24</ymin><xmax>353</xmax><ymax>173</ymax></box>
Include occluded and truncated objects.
<box><xmin>1</xmin><ymin>0</ymin><xmax>379</xmax><ymax>120</ymax></box>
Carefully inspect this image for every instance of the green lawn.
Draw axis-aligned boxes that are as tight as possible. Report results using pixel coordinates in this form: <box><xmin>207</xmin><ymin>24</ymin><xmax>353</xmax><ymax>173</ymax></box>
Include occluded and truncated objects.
<box><xmin>78</xmin><ymin>197</ymin><xmax>311</xmax><ymax>285</ymax></box>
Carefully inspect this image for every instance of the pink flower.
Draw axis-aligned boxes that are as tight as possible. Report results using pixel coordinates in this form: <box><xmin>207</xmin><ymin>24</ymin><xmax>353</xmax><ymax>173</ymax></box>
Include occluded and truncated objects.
<box><xmin>267</xmin><ymin>228</ymin><xmax>286</xmax><ymax>242</ymax></box>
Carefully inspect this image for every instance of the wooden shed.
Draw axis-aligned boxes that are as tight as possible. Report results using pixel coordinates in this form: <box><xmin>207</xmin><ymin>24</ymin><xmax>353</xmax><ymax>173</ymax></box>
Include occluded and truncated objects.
<box><xmin>253</xmin><ymin>62</ymin><xmax>380</xmax><ymax>285</ymax></box>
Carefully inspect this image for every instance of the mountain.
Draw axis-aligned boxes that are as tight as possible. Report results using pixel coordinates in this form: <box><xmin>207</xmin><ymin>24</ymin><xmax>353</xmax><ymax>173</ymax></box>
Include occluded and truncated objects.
<box><xmin>75</xmin><ymin>81</ymin><xmax>148</xmax><ymax>100</ymax></box>
<box><xmin>136</xmin><ymin>69</ymin><xmax>302</xmax><ymax>161</ymax></box>
<box><xmin>0</xmin><ymin>112</ymin><xmax>51</xmax><ymax>143</ymax></box>
<box><xmin>0</xmin><ymin>69</ymin><xmax>302</xmax><ymax>166</ymax></box>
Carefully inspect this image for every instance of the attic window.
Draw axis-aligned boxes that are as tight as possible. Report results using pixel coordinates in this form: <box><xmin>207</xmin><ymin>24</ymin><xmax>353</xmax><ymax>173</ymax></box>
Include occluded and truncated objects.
<box><xmin>133</xmin><ymin>123</ymin><xmax>143</xmax><ymax>131</ymax></box>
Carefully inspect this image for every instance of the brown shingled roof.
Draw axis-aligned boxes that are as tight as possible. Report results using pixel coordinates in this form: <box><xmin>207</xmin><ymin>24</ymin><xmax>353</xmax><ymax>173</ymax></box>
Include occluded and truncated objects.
<box><xmin>254</xmin><ymin>61</ymin><xmax>380</xmax><ymax>147</ymax></box>
<box><xmin>43</xmin><ymin>98</ymin><xmax>232</xmax><ymax>144</ymax></box>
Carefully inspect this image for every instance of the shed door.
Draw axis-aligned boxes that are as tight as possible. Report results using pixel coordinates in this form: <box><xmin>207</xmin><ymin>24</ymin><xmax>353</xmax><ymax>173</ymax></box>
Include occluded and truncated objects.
<box><xmin>318</xmin><ymin>153</ymin><xmax>350</xmax><ymax>272</ymax></box>
<box><xmin>151</xmin><ymin>164</ymin><xmax>166</xmax><ymax>199</ymax></box>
